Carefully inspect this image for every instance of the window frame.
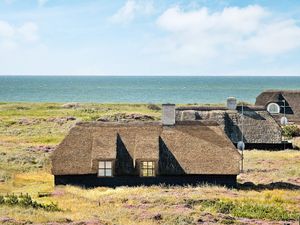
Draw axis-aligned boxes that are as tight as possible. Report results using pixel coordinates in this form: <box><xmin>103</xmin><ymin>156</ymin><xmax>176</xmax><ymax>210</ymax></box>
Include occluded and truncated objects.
<box><xmin>97</xmin><ymin>160</ymin><xmax>114</xmax><ymax>177</ymax></box>
<box><xmin>140</xmin><ymin>160</ymin><xmax>156</xmax><ymax>177</ymax></box>
<box><xmin>267</xmin><ymin>102</ymin><xmax>280</xmax><ymax>114</ymax></box>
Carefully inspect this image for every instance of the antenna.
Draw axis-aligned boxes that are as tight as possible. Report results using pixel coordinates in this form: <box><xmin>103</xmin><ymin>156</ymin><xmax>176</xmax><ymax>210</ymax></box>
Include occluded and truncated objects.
<box><xmin>280</xmin><ymin>100</ymin><xmax>288</xmax><ymax>150</ymax></box>
<box><xmin>237</xmin><ymin>103</ymin><xmax>245</xmax><ymax>173</ymax></box>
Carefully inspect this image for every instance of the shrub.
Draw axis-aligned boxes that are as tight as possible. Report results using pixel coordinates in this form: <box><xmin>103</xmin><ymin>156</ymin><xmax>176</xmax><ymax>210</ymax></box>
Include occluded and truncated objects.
<box><xmin>215</xmin><ymin>200</ymin><xmax>235</xmax><ymax>214</ymax></box>
<box><xmin>2</xmin><ymin>120</ymin><xmax>17</xmax><ymax>127</ymax></box>
<box><xmin>18</xmin><ymin>193</ymin><xmax>33</xmax><ymax>207</ymax></box>
<box><xmin>41</xmin><ymin>202</ymin><xmax>60</xmax><ymax>212</ymax></box>
<box><xmin>0</xmin><ymin>195</ymin><xmax>4</xmax><ymax>204</ymax></box>
<box><xmin>46</xmin><ymin>105</ymin><xmax>59</xmax><ymax>109</ymax></box>
<box><xmin>1</xmin><ymin>194</ymin><xmax>61</xmax><ymax>211</ymax></box>
<box><xmin>282</xmin><ymin>125</ymin><xmax>300</xmax><ymax>138</ymax></box>
<box><xmin>16</xmin><ymin>106</ymin><xmax>30</xmax><ymax>110</ymax></box>
<box><xmin>5</xmin><ymin>194</ymin><xmax>18</xmax><ymax>205</ymax></box>
<box><xmin>147</xmin><ymin>104</ymin><xmax>161</xmax><ymax>111</ymax></box>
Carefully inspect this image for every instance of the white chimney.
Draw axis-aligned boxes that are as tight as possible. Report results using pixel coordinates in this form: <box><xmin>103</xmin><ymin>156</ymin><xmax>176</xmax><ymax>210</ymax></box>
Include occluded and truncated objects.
<box><xmin>227</xmin><ymin>97</ymin><xmax>237</xmax><ymax>110</ymax></box>
<box><xmin>162</xmin><ymin>104</ymin><xmax>176</xmax><ymax>125</ymax></box>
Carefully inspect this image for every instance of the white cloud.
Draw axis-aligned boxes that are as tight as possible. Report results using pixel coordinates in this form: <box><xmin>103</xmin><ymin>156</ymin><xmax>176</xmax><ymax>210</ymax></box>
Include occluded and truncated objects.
<box><xmin>0</xmin><ymin>21</ymin><xmax>15</xmax><ymax>38</ymax></box>
<box><xmin>110</xmin><ymin>0</ymin><xmax>154</xmax><ymax>24</ymax></box>
<box><xmin>18</xmin><ymin>22</ymin><xmax>39</xmax><ymax>42</ymax></box>
<box><xmin>0</xmin><ymin>20</ymin><xmax>39</xmax><ymax>51</ymax></box>
<box><xmin>155</xmin><ymin>5</ymin><xmax>300</xmax><ymax>65</ymax></box>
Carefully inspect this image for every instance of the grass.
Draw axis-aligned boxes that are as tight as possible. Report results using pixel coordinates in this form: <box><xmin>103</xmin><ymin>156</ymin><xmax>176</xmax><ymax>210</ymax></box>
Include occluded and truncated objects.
<box><xmin>0</xmin><ymin>102</ymin><xmax>299</xmax><ymax>224</ymax></box>
<box><xmin>238</xmin><ymin>150</ymin><xmax>300</xmax><ymax>184</ymax></box>
<box><xmin>200</xmin><ymin>198</ymin><xmax>299</xmax><ymax>221</ymax></box>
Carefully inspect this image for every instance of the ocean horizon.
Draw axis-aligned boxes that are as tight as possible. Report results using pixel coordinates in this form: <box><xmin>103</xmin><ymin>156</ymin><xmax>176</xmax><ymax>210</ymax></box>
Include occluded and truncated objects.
<box><xmin>1</xmin><ymin>75</ymin><xmax>300</xmax><ymax>103</ymax></box>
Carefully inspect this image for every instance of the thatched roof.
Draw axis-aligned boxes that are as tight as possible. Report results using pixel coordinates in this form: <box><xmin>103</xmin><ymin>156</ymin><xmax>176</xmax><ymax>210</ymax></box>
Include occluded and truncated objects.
<box><xmin>51</xmin><ymin>121</ymin><xmax>241</xmax><ymax>176</ymax></box>
<box><xmin>176</xmin><ymin>106</ymin><xmax>282</xmax><ymax>144</ymax></box>
<box><xmin>255</xmin><ymin>90</ymin><xmax>300</xmax><ymax>122</ymax></box>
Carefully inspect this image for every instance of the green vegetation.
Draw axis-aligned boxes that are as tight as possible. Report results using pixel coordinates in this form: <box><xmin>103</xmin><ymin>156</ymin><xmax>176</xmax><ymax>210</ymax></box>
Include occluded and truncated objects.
<box><xmin>282</xmin><ymin>125</ymin><xmax>300</xmax><ymax>138</ymax></box>
<box><xmin>0</xmin><ymin>193</ymin><xmax>60</xmax><ymax>211</ymax></box>
<box><xmin>201</xmin><ymin>199</ymin><xmax>299</xmax><ymax>221</ymax></box>
<box><xmin>0</xmin><ymin>102</ymin><xmax>299</xmax><ymax>224</ymax></box>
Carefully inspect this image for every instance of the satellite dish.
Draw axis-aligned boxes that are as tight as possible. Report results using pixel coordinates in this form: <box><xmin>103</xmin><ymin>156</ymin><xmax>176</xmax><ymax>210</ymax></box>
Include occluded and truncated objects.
<box><xmin>237</xmin><ymin>141</ymin><xmax>245</xmax><ymax>151</ymax></box>
<box><xmin>280</xmin><ymin>116</ymin><xmax>288</xmax><ymax>125</ymax></box>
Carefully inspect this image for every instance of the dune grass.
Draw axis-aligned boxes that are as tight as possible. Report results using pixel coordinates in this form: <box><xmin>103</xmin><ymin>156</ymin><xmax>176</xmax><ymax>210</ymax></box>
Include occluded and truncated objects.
<box><xmin>0</xmin><ymin>102</ymin><xmax>299</xmax><ymax>224</ymax></box>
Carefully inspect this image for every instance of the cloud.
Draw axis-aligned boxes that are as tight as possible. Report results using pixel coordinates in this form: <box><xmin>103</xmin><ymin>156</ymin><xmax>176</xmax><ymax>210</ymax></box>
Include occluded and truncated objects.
<box><xmin>0</xmin><ymin>20</ymin><xmax>39</xmax><ymax>50</ymax></box>
<box><xmin>110</xmin><ymin>0</ymin><xmax>154</xmax><ymax>24</ymax></box>
<box><xmin>0</xmin><ymin>21</ymin><xmax>15</xmax><ymax>38</ymax></box>
<box><xmin>18</xmin><ymin>22</ymin><xmax>39</xmax><ymax>42</ymax></box>
<box><xmin>155</xmin><ymin>5</ymin><xmax>300</xmax><ymax>65</ymax></box>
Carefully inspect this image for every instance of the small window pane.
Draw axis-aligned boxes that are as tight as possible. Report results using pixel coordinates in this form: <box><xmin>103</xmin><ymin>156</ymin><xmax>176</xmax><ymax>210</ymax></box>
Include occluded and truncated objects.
<box><xmin>142</xmin><ymin>170</ymin><xmax>148</xmax><ymax>176</ymax></box>
<box><xmin>106</xmin><ymin>169</ymin><xmax>112</xmax><ymax>176</ymax></box>
<box><xmin>141</xmin><ymin>161</ymin><xmax>155</xmax><ymax>177</ymax></box>
<box><xmin>148</xmin><ymin>170</ymin><xmax>153</xmax><ymax>176</ymax></box>
<box><xmin>98</xmin><ymin>161</ymin><xmax>113</xmax><ymax>177</ymax></box>
<box><xmin>99</xmin><ymin>161</ymin><xmax>105</xmax><ymax>168</ymax></box>
<box><xmin>98</xmin><ymin>169</ymin><xmax>105</xmax><ymax>176</ymax></box>
<box><xmin>106</xmin><ymin>161</ymin><xmax>112</xmax><ymax>169</ymax></box>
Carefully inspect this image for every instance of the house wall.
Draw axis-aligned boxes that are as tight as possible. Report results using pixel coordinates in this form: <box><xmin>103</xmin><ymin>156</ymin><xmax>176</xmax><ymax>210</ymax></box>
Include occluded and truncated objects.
<box><xmin>54</xmin><ymin>174</ymin><xmax>238</xmax><ymax>188</ymax></box>
<box><xmin>237</xmin><ymin>142</ymin><xmax>293</xmax><ymax>150</ymax></box>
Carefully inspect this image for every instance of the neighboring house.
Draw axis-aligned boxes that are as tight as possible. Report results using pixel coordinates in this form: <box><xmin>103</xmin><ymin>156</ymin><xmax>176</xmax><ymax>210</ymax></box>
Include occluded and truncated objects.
<box><xmin>51</xmin><ymin>104</ymin><xmax>241</xmax><ymax>187</ymax></box>
<box><xmin>255</xmin><ymin>90</ymin><xmax>300</xmax><ymax>124</ymax></box>
<box><xmin>176</xmin><ymin>98</ymin><xmax>283</xmax><ymax>149</ymax></box>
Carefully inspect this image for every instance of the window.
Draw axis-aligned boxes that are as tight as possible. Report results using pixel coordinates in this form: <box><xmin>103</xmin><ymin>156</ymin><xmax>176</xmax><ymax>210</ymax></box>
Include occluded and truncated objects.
<box><xmin>141</xmin><ymin>161</ymin><xmax>155</xmax><ymax>177</ymax></box>
<box><xmin>98</xmin><ymin>161</ymin><xmax>113</xmax><ymax>177</ymax></box>
<box><xmin>267</xmin><ymin>103</ymin><xmax>280</xmax><ymax>114</ymax></box>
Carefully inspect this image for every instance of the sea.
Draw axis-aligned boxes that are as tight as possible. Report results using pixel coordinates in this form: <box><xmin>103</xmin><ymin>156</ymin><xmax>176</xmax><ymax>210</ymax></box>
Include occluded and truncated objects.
<box><xmin>1</xmin><ymin>76</ymin><xmax>300</xmax><ymax>104</ymax></box>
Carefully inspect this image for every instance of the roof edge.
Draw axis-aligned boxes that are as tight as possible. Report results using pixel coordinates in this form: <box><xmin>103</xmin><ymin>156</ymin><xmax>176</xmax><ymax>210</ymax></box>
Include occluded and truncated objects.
<box><xmin>76</xmin><ymin>120</ymin><xmax>221</xmax><ymax>127</ymax></box>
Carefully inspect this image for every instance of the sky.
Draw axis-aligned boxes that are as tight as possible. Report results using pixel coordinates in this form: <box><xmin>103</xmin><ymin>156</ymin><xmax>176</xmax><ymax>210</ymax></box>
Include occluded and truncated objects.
<box><xmin>0</xmin><ymin>0</ymin><xmax>300</xmax><ymax>76</ymax></box>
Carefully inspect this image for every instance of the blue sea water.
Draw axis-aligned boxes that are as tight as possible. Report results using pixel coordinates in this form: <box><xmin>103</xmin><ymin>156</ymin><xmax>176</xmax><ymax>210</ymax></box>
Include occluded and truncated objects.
<box><xmin>0</xmin><ymin>76</ymin><xmax>300</xmax><ymax>103</ymax></box>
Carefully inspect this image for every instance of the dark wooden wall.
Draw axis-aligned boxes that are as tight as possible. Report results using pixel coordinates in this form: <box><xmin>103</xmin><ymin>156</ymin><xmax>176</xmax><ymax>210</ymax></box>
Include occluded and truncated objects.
<box><xmin>54</xmin><ymin>174</ymin><xmax>237</xmax><ymax>188</ymax></box>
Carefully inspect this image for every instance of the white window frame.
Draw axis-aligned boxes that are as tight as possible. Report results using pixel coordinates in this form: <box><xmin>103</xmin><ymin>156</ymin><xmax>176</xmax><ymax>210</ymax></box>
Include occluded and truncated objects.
<box><xmin>140</xmin><ymin>161</ymin><xmax>156</xmax><ymax>177</ymax></box>
<box><xmin>98</xmin><ymin>160</ymin><xmax>113</xmax><ymax>177</ymax></box>
<box><xmin>267</xmin><ymin>103</ymin><xmax>280</xmax><ymax>114</ymax></box>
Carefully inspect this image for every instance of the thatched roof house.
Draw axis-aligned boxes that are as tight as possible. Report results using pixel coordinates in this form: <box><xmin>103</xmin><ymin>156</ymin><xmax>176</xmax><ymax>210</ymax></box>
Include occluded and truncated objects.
<box><xmin>176</xmin><ymin>99</ymin><xmax>282</xmax><ymax>149</ymax></box>
<box><xmin>52</xmin><ymin>106</ymin><xmax>241</xmax><ymax>187</ymax></box>
<box><xmin>255</xmin><ymin>90</ymin><xmax>300</xmax><ymax>123</ymax></box>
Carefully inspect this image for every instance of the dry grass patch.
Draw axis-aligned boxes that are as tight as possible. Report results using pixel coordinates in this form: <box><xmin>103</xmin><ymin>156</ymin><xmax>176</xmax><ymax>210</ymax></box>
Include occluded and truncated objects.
<box><xmin>238</xmin><ymin>150</ymin><xmax>300</xmax><ymax>185</ymax></box>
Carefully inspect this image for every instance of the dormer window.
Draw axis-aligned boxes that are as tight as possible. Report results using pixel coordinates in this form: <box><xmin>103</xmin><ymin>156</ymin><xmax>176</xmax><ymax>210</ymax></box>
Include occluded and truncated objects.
<box><xmin>98</xmin><ymin>161</ymin><xmax>113</xmax><ymax>177</ymax></box>
<box><xmin>140</xmin><ymin>161</ymin><xmax>155</xmax><ymax>177</ymax></box>
<box><xmin>267</xmin><ymin>103</ymin><xmax>280</xmax><ymax>114</ymax></box>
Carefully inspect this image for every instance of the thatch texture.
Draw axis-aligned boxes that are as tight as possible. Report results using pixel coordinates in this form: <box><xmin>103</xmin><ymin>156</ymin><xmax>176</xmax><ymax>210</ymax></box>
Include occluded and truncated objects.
<box><xmin>160</xmin><ymin>125</ymin><xmax>240</xmax><ymax>174</ymax></box>
<box><xmin>255</xmin><ymin>90</ymin><xmax>300</xmax><ymax>122</ymax></box>
<box><xmin>176</xmin><ymin>106</ymin><xmax>282</xmax><ymax>144</ymax></box>
<box><xmin>51</xmin><ymin>126</ymin><xmax>93</xmax><ymax>175</ymax></box>
<box><xmin>51</xmin><ymin>121</ymin><xmax>241</xmax><ymax>176</ymax></box>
